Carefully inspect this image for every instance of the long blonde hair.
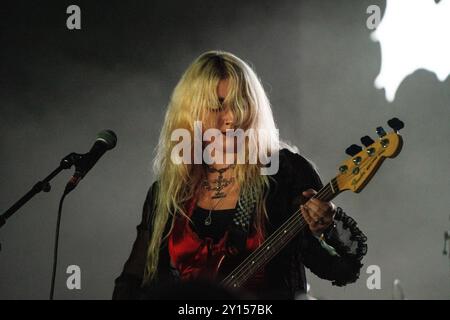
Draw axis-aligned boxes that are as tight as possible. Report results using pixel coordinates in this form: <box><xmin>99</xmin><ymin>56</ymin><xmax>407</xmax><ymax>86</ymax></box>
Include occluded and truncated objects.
<box><xmin>143</xmin><ymin>50</ymin><xmax>282</xmax><ymax>283</ymax></box>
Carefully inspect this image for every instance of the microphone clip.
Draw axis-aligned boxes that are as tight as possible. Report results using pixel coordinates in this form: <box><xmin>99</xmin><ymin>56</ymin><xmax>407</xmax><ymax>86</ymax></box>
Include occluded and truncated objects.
<box><xmin>61</xmin><ymin>152</ymin><xmax>84</xmax><ymax>195</ymax></box>
<box><xmin>60</xmin><ymin>152</ymin><xmax>83</xmax><ymax>170</ymax></box>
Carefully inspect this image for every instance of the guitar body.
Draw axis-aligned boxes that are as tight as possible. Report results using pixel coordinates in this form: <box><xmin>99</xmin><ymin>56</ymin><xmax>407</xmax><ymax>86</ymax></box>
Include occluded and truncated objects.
<box><xmin>200</xmin><ymin>251</ymin><xmax>248</xmax><ymax>282</ymax></box>
<box><xmin>206</xmin><ymin>251</ymin><xmax>263</xmax><ymax>292</ymax></box>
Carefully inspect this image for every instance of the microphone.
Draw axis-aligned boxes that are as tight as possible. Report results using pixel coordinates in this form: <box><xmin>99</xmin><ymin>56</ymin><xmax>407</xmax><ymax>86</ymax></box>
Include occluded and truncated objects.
<box><xmin>64</xmin><ymin>130</ymin><xmax>117</xmax><ymax>194</ymax></box>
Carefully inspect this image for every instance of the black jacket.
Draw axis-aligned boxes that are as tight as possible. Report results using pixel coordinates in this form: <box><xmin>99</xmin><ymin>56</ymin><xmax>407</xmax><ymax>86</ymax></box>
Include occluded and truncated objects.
<box><xmin>112</xmin><ymin>149</ymin><xmax>367</xmax><ymax>299</ymax></box>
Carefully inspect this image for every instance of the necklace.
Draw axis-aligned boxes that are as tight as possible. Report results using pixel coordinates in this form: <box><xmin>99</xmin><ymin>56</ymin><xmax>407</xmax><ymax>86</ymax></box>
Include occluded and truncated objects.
<box><xmin>204</xmin><ymin>196</ymin><xmax>225</xmax><ymax>226</ymax></box>
<box><xmin>202</xmin><ymin>164</ymin><xmax>235</xmax><ymax>199</ymax></box>
<box><xmin>201</xmin><ymin>164</ymin><xmax>235</xmax><ymax>225</ymax></box>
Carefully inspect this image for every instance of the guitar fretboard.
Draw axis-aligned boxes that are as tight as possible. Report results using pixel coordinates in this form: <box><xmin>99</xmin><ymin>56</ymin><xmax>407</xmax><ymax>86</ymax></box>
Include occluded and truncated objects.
<box><xmin>220</xmin><ymin>178</ymin><xmax>340</xmax><ymax>289</ymax></box>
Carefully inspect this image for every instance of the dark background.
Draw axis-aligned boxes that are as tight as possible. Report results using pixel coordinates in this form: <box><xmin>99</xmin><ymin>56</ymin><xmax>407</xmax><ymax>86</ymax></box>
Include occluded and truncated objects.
<box><xmin>1</xmin><ymin>0</ymin><xmax>449</xmax><ymax>299</ymax></box>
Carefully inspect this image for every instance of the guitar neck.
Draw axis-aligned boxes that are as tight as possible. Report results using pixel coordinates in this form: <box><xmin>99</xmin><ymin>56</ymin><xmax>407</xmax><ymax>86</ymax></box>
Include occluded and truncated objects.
<box><xmin>220</xmin><ymin>119</ymin><xmax>404</xmax><ymax>289</ymax></box>
<box><xmin>220</xmin><ymin>178</ymin><xmax>341</xmax><ymax>289</ymax></box>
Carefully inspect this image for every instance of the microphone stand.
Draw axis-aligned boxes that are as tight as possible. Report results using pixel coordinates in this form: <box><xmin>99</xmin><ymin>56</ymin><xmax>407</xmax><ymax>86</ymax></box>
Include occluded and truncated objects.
<box><xmin>444</xmin><ymin>215</ymin><xmax>450</xmax><ymax>259</ymax></box>
<box><xmin>444</xmin><ymin>231</ymin><xmax>449</xmax><ymax>257</ymax></box>
<box><xmin>0</xmin><ymin>152</ymin><xmax>82</xmax><ymax>251</ymax></box>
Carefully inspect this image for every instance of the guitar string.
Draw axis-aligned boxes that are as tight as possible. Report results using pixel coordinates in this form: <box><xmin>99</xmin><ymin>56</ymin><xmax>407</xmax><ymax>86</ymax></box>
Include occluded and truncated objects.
<box><xmin>222</xmin><ymin>182</ymin><xmax>338</xmax><ymax>287</ymax></box>
<box><xmin>221</xmin><ymin>180</ymin><xmax>336</xmax><ymax>287</ymax></box>
<box><xmin>222</xmin><ymin>151</ymin><xmax>378</xmax><ymax>287</ymax></box>
<box><xmin>221</xmin><ymin>149</ymin><xmax>375</xmax><ymax>285</ymax></box>
<box><xmin>220</xmin><ymin>181</ymin><xmax>334</xmax><ymax>285</ymax></box>
<box><xmin>222</xmin><ymin>216</ymin><xmax>309</xmax><ymax>287</ymax></box>
<box><xmin>221</xmin><ymin>187</ymin><xmax>332</xmax><ymax>287</ymax></box>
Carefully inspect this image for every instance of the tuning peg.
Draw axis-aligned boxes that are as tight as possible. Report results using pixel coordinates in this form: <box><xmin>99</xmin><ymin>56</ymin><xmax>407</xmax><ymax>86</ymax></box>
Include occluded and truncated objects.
<box><xmin>345</xmin><ymin>144</ymin><xmax>362</xmax><ymax>157</ymax></box>
<box><xmin>387</xmin><ymin>117</ymin><xmax>404</xmax><ymax>131</ymax></box>
<box><xmin>360</xmin><ymin>135</ymin><xmax>375</xmax><ymax>147</ymax></box>
<box><xmin>376</xmin><ymin>126</ymin><xmax>386</xmax><ymax>138</ymax></box>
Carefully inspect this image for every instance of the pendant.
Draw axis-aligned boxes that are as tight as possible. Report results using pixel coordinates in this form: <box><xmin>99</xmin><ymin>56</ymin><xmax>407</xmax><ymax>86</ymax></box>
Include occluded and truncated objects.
<box><xmin>211</xmin><ymin>192</ymin><xmax>226</xmax><ymax>199</ymax></box>
<box><xmin>204</xmin><ymin>213</ymin><xmax>212</xmax><ymax>226</ymax></box>
<box><xmin>202</xmin><ymin>176</ymin><xmax>234</xmax><ymax>199</ymax></box>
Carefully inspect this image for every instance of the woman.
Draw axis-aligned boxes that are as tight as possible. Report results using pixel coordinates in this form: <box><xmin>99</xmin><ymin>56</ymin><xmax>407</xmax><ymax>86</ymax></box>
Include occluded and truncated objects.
<box><xmin>113</xmin><ymin>51</ymin><xmax>367</xmax><ymax>300</ymax></box>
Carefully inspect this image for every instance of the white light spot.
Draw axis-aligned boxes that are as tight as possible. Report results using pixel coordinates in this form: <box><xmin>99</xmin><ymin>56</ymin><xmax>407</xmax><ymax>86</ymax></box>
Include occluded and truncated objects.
<box><xmin>372</xmin><ymin>0</ymin><xmax>450</xmax><ymax>102</ymax></box>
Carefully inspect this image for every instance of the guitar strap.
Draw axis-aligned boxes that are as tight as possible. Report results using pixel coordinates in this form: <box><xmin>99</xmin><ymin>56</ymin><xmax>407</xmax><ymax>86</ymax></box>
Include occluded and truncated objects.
<box><xmin>228</xmin><ymin>190</ymin><xmax>257</xmax><ymax>253</ymax></box>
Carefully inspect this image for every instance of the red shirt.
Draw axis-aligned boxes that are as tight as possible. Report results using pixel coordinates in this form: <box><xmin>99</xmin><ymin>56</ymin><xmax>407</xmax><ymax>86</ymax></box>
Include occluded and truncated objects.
<box><xmin>168</xmin><ymin>199</ymin><xmax>265</xmax><ymax>290</ymax></box>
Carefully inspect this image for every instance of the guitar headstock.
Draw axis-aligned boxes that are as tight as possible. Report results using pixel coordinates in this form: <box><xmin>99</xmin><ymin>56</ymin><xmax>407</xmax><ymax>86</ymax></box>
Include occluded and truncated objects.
<box><xmin>335</xmin><ymin>118</ymin><xmax>404</xmax><ymax>193</ymax></box>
